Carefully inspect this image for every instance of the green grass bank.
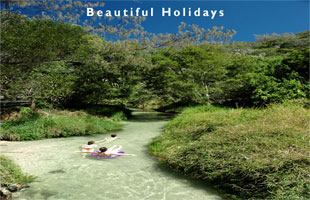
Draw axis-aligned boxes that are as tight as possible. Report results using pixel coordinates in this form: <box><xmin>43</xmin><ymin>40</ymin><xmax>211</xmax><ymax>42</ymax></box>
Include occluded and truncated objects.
<box><xmin>150</xmin><ymin>103</ymin><xmax>310</xmax><ymax>200</ymax></box>
<box><xmin>0</xmin><ymin>107</ymin><xmax>124</xmax><ymax>141</ymax></box>
<box><xmin>0</xmin><ymin>155</ymin><xmax>35</xmax><ymax>188</ymax></box>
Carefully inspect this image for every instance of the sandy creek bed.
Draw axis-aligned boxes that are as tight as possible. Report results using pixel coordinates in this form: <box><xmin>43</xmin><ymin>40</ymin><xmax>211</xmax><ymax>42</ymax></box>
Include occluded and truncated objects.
<box><xmin>1</xmin><ymin>111</ymin><xmax>223</xmax><ymax>200</ymax></box>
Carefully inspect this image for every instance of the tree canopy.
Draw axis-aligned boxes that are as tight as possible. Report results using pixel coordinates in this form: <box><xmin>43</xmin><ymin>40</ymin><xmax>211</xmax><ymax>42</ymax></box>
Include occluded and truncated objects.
<box><xmin>0</xmin><ymin>5</ymin><xmax>308</xmax><ymax>108</ymax></box>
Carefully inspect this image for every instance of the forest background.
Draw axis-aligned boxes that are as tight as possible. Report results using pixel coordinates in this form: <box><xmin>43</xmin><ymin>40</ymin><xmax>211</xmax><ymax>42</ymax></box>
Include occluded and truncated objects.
<box><xmin>1</xmin><ymin>1</ymin><xmax>309</xmax><ymax>110</ymax></box>
<box><xmin>0</xmin><ymin>1</ymin><xmax>309</xmax><ymax>199</ymax></box>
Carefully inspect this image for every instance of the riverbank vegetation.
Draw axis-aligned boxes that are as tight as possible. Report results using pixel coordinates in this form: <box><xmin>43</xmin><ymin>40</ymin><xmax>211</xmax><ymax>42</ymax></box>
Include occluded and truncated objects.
<box><xmin>0</xmin><ymin>107</ymin><xmax>123</xmax><ymax>141</ymax></box>
<box><xmin>0</xmin><ymin>155</ymin><xmax>35</xmax><ymax>188</ymax></box>
<box><xmin>150</xmin><ymin>102</ymin><xmax>310</xmax><ymax>199</ymax></box>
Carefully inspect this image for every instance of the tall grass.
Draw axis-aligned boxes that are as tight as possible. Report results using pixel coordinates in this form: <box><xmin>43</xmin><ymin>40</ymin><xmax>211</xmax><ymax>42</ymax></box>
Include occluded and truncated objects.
<box><xmin>0</xmin><ymin>155</ymin><xmax>35</xmax><ymax>187</ymax></box>
<box><xmin>0</xmin><ymin>107</ymin><xmax>121</xmax><ymax>141</ymax></box>
<box><xmin>150</xmin><ymin>103</ymin><xmax>310</xmax><ymax>200</ymax></box>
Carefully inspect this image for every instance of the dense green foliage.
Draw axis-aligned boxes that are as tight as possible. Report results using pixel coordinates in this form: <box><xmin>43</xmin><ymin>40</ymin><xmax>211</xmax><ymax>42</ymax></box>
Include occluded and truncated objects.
<box><xmin>0</xmin><ymin>155</ymin><xmax>35</xmax><ymax>187</ymax></box>
<box><xmin>146</xmin><ymin>45</ymin><xmax>228</xmax><ymax>105</ymax></box>
<box><xmin>148</xmin><ymin>39</ymin><xmax>308</xmax><ymax>107</ymax></box>
<box><xmin>1</xmin><ymin>14</ymin><xmax>86</xmax><ymax>106</ymax></box>
<box><xmin>1</xmin><ymin>14</ymin><xmax>308</xmax><ymax>109</ymax></box>
<box><xmin>0</xmin><ymin>107</ymin><xmax>121</xmax><ymax>141</ymax></box>
<box><xmin>150</xmin><ymin>103</ymin><xmax>310</xmax><ymax>199</ymax></box>
<box><xmin>73</xmin><ymin>104</ymin><xmax>132</xmax><ymax>121</ymax></box>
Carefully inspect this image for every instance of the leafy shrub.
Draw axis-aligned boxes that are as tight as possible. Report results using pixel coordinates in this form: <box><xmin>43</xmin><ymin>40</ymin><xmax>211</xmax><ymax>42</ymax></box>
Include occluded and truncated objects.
<box><xmin>79</xmin><ymin>105</ymin><xmax>131</xmax><ymax>121</ymax></box>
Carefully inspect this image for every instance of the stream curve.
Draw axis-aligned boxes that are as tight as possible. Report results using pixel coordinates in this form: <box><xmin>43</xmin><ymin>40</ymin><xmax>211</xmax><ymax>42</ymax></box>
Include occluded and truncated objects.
<box><xmin>1</xmin><ymin>111</ymin><xmax>223</xmax><ymax>200</ymax></box>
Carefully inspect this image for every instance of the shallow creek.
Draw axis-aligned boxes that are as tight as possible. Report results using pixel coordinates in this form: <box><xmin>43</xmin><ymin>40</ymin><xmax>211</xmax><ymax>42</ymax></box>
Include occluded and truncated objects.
<box><xmin>1</xmin><ymin>111</ymin><xmax>223</xmax><ymax>200</ymax></box>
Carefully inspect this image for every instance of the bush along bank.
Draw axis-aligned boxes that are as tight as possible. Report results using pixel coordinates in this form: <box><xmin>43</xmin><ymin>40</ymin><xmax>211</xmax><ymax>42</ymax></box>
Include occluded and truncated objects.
<box><xmin>0</xmin><ymin>155</ymin><xmax>35</xmax><ymax>198</ymax></box>
<box><xmin>149</xmin><ymin>103</ymin><xmax>310</xmax><ymax>200</ymax></box>
<box><xmin>75</xmin><ymin>104</ymin><xmax>132</xmax><ymax>121</ymax></box>
<box><xmin>0</xmin><ymin>107</ymin><xmax>123</xmax><ymax>141</ymax></box>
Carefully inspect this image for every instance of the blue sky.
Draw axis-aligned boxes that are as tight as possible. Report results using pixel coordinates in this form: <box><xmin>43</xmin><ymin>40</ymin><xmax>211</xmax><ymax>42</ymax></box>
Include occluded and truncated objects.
<box><xmin>91</xmin><ymin>0</ymin><xmax>309</xmax><ymax>41</ymax></box>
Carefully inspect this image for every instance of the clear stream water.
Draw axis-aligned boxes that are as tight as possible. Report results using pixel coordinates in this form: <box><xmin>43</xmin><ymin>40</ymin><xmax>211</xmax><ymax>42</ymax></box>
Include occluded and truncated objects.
<box><xmin>1</xmin><ymin>111</ymin><xmax>224</xmax><ymax>200</ymax></box>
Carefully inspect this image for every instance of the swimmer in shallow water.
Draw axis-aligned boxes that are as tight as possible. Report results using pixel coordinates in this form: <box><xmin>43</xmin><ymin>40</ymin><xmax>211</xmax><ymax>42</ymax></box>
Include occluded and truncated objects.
<box><xmin>95</xmin><ymin>145</ymin><xmax>136</xmax><ymax>157</ymax></box>
<box><xmin>95</xmin><ymin>147</ymin><xmax>112</xmax><ymax>157</ymax></box>
<box><xmin>96</xmin><ymin>134</ymin><xmax>119</xmax><ymax>144</ymax></box>
<box><xmin>81</xmin><ymin>141</ymin><xmax>98</xmax><ymax>158</ymax></box>
<box><xmin>105</xmin><ymin>145</ymin><xmax>122</xmax><ymax>154</ymax></box>
<box><xmin>81</xmin><ymin>141</ymin><xmax>98</xmax><ymax>152</ymax></box>
<box><xmin>94</xmin><ymin>145</ymin><xmax>123</xmax><ymax>156</ymax></box>
<box><xmin>77</xmin><ymin>143</ymin><xmax>136</xmax><ymax>157</ymax></box>
<box><xmin>94</xmin><ymin>146</ymin><xmax>136</xmax><ymax>157</ymax></box>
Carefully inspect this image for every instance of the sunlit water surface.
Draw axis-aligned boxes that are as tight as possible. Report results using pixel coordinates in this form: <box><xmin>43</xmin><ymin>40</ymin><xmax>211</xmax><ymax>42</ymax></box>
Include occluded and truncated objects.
<box><xmin>2</xmin><ymin>111</ymin><xmax>223</xmax><ymax>200</ymax></box>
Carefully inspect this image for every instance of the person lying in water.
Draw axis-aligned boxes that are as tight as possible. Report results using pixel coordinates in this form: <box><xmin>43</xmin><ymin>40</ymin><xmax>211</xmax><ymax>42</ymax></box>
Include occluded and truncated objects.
<box><xmin>94</xmin><ymin>146</ymin><xmax>136</xmax><ymax>157</ymax></box>
<box><xmin>96</xmin><ymin>134</ymin><xmax>119</xmax><ymax>144</ymax></box>
<box><xmin>78</xmin><ymin>144</ymin><xmax>122</xmax><ymax>155</ymax></box>
<box><xmin>106</xmin><ymin>145</ymin><xmax>122</xmax><ymax>154</ymax></box>
<box><xmin>80</xmin><ymin>134</ymin><xmax>118</xmax><ymax>152</ymax></box>
<box><xmin>81</xmin><ymin>141</ymin><xmax>98</xmax><ymax>158</ymax></box>
<box><xmin>91</xmin><ymin>145</ymin><xmax>122</xmax><ymax>157</ymax></box>
<box><xmin>81</xmin><ymin>141</ymin><xmax>98</xmax><ymax>152</ymax></box>
<box><xmin>95</xmin><ymin>147</ymin><xmax>118</xmax><ymax>157</ymax></box>
<box><xmin>77</xmin><ymin>145</ymin><xmax>136</xmax><ymax>157</ymax></box>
